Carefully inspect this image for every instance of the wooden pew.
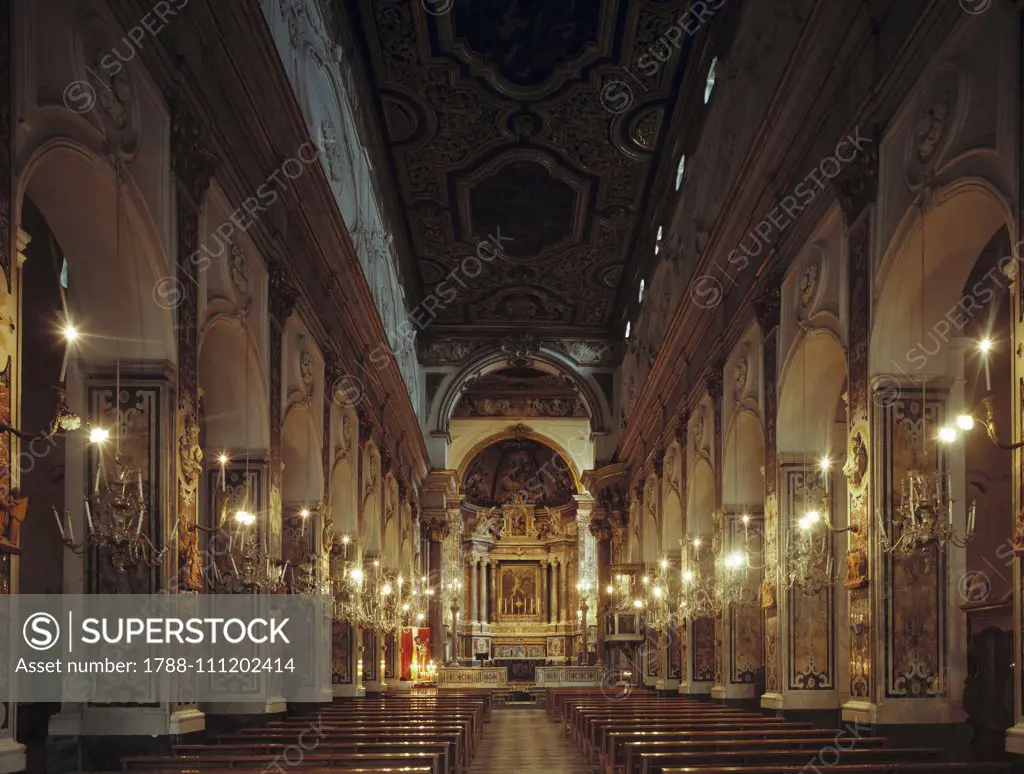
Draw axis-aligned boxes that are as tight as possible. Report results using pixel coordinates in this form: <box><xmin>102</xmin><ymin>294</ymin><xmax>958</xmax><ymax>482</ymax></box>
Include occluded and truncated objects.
<box><xmin>121</xmin><ymin>751</ymin><xmax>443</xmax><ymax>774</ymax></box>
<box><xmin>603</xmin><ymin>728</ymin><xmax>852</xmax><ymax>774</ymax></box>
<box><xmin>658</xmin><ymin>765</ymin><xmax>1010</xmax><ymax>774</ymax></box>
<box><xmin>212</xmin><ymin>729</ymin><xmax>465</xmax><ymax>770</ymax></box>
<box><xmin>173</xmin><ymin>741</ymin><xmax>453</xmax><ymax>774</ymax></box>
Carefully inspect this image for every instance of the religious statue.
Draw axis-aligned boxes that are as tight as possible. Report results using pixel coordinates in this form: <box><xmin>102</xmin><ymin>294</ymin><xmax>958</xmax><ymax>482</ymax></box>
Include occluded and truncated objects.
<box><xmin>760</xmin><ymin>577</ymin><xmax>776</xmax><ymax>609</ymax></box>
<box><xmin>0</xmin><ymin>489</ymin><xmax>28</xmax><ymax>551</ymax></box>
<box><xmin>843</xmin><ymin>431</ymin><xmax>868</xmax><ymax>491</ymax></box>
<box><xmin>177</xmin><ymin>396</ymin><xmax>203</xmax><ymax>505</ymax></box>
<box><xmin>844</xmin><ymin>545</ymin><xmax>869</xmax><ymax>589</ymax></box>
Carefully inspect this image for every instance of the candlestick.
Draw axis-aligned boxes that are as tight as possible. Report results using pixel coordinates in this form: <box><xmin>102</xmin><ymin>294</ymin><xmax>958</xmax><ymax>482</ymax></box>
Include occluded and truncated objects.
<box><xmin>137</xmin><ymin>470</ymin><xmax>144</xmax><ymax>501</ymax></box>
<box><xmin>220</xmin><ymin>462</ymin><xmax>226</xmax><ymax>491</ymax></box>
<box><xmin>984</xmin><ymin>353</ymin><xmax>992</xmax><ymax>392</ymax></box>
<box><xmin>53</xmin><ymin>506</ymin><xmax>65</xmax><ymax>539</ymax></box>
<box><xmin>66</xmin><ymin>511</ymin><xmax>74</xmax><ymax>544</ymax></box>
<box><xmin>59</xmin><ymin>344</ymin><xmax>70</xmax><ymax>383</ymax></box>
<box><xmin>84</xmin><ymin>498</ymin><xmax>94</xmax><ymax>534</ymax></box>
<box><xmin>230</xmin><ymin>554</ymin><xmax>238</xmax><ymax>577</ymax></box>
<box><xmin>968</xmin><ymin>500</ymin><xmax>976</xmax><ymax>534</ymax></box>
<box><xmin>136</xmin><ymin>509</ymin><xmax>144</xmax><ymax>537</ymax></box>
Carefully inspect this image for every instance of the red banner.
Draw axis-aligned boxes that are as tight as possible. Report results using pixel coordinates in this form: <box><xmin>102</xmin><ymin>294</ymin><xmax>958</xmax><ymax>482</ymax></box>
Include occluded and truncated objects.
<box><xmin>401</xmin><ymin>627</ymin><xmax>430</xmax><ymax>681</ymax></box>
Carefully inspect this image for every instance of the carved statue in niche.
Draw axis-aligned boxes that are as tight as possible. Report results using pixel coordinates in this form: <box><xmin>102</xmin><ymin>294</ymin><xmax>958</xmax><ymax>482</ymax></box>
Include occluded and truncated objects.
<box><xmin>760</xmin><ymin>577</ymin><xmax>776</xmax><ymax>609</ymax></box>
<box><xmin>473</xmin><ymin>507</ymin><xmax>502</xmax><ymax>541</ymax></box>
<box><xmin>535</xmin><ymin>507</ymin><xmax>563</xmax><ymax>540</ymax></box>
<box><xmin>843</xmin><ymin>430</ymin><xmax>868</xmax><ymax>492</ymax></box>
<box><xmin>694</xmin><ymin>410</ymin><xmax>705</xmax><ymax>450</ymax></box>
<box><xmin>0</xmin><ymin>489</ymin><xmax>28</xmax><ymax>551</ymax></box>
<box><xmin>844</xmin><ymin>545</ymin><xmax>869</xmax><ymax>589</ymax></box>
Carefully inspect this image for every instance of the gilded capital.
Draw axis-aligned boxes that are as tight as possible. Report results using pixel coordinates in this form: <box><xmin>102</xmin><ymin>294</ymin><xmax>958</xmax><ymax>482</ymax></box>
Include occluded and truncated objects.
<box><xmin>423</xmin><ymin>516</ymin><xmax>451</xmax><ymax>543</ymax></box>
<box><xmin>589</xmin><ymin>518</ymin><xmax>614</xmax><ymax>543</ymax></box>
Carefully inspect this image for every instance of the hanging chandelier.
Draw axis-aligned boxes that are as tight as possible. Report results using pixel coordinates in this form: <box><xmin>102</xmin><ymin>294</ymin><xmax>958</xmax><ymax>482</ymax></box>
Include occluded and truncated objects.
<box><xmin>679</xmin><ymin>536</ymin><xmax>721</xmax><ymax>619</ymax></box>
<box><xmin>56</xmin><ymin>446</ymin><xmax>165</xmax><ymax>573</ymax></box>
<box><xmin>879</xmin><ymin>462</ymin><xmax>975</xmax><ymax>560</ymax></box>
<box><xmin>642</xmin><ymin>558</ymin><xmax>682</xmax><ymax>633</ymax></box>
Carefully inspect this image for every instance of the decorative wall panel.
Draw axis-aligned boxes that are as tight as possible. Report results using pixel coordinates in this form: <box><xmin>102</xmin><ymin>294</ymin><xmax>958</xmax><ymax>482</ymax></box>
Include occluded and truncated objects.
<box><xmin>87</xmin><ymin>381</ymin><xmax>165</xmax><ymax>594</ymax></box>
<box><xmin>880</xmin><ymin>393</ymin><xmax>948</xmax><ymax>699</ymax></box>
<box><xmin>782</xmin><ymin>465</ymin><xmax>835</xmax><ymax>691</ymax></box>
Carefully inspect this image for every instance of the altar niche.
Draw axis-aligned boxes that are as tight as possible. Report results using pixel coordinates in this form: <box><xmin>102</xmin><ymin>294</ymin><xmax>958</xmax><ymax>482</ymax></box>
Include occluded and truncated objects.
<box><xmin>460</xmin><ymin>496</ymin><xmax>579</xmax><ymax>665</ymax></box>
<box><xmin>498</xmin><ymin>562</ymin><xmax>540</xmax><ymax>618</ymax></box>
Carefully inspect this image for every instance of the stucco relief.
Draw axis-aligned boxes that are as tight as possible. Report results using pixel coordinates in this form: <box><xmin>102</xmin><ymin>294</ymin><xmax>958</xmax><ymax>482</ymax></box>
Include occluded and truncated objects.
<box><xmin>262</xmin><ymin>0</ymin><xmax>422</xmax><ymax>419</ymax></box>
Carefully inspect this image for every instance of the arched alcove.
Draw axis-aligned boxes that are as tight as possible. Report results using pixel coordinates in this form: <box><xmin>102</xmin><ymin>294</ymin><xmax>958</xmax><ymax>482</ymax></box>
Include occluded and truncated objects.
<box><xmin>198</xmin><ymin>320</ymin><xmax>269</xmax><ymax>454</ymax></box>
<box><xmin>722</xmin><ymin>411</ymin><xmax>765</xmax><ymax>510</ymax></box>
<box><xmin>282</xmin><ymin>403</ymin><xmax>323</xmax><ymax>505</ymax></box>
<box><xmin>662</xmin><ymin>441</ymin><xmax>684</xmax><ymax>554</ymax></box>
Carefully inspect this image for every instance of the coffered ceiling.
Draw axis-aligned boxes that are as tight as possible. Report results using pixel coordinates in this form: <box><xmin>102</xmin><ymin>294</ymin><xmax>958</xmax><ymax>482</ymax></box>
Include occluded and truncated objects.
<box><xmin>346</xmin><ymin>0</ymin><xmax>696</xmax><ymax>346</ymax></box>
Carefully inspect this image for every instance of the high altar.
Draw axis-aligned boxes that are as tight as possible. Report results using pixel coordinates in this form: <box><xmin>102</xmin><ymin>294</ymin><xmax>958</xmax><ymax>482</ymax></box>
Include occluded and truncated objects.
<box><xmin>459</xmin><ymin>495</ymin><xmax>580</xmax><ymax>678</ymax></box>
<box><xmin>452</xmin><ymin>437</ymin><xmax>591</xmax><ymax>680</ymax></box>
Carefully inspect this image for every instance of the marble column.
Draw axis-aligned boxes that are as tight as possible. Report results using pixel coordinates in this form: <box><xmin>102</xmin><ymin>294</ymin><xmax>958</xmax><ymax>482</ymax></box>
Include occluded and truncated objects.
<box><xmin>423</xmin><ymin>515</ymin><xmax>451</xmax><ymax>665</ymax></box>
<box><xmin>489</xmin><ymin>558</ymin><xmax>497</xmax><ymax>623</ymax></box>
<box><xmin>478</xmin><ymin>559</ymin><xmax>486</xmax><ymax>625</ymax></box>
<box><xmin>470</xmin><ymin>555</ymin><xmax>479</xmax><ymax>625</ymax></box>
<box><xmin>590</xmin><ymin>518</ymin><xmax>614</xmax><ymax>666</ymax></box>
<box><xmin>549</xmin><ymin>559</ymin><xmax>558</xmax><ymax>623</ymax></box>
<box><xmin>540</xmin><ymin>559</ymin><xmax>549</xmax><ymax>623</ymax></box>
<box><xmin>559</xmin><ymin>558</ymin><xmax>568</xmax><ymax>624</ymax></box>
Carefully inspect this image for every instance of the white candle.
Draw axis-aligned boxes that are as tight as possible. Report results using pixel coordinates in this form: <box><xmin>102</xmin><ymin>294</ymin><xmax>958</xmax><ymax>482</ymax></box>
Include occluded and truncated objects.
<box><xmin>53</xmin><ymin>507</ymin><xmax>65</xmax><ymax>539</ymax></box>
<box><xmin>84</xmin><ymin>498</ymin><xmax>94</xmax><ymax>534</ymax></box>
<box><xmin>66</xmin><ymin>511</ymin><xmax>74</xmax><ymax>543</ymax></box>
<box><xmin>984</xmin><ymin>354</ymin><xmax>992</xmax><ymax>392</ymax></box>
<box><xmin>230</xmin><ymin>554</ymin><xmax>238</xmax><ymax>577</ymax></box>
<box><xmin>137</xmin><ymin>471</ymin><xmax>144</xmax><ymax>501</ymax></box>
<box><xmin>968</xmin><ymin>501</ymin><xmax>976</xmax><ymax>534</ymax></box>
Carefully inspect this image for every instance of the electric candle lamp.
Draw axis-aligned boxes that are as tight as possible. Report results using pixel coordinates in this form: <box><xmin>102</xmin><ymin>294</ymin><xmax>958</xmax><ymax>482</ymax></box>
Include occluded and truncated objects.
<box><xmin>217</xmin><ymin>454</ymin><xmax>228</xmax><ymax>491</ymax></box>
<box><xmin>980</xmin><ymin>338</ymin><xmax>993</xmax><ymax>392</ymax></box>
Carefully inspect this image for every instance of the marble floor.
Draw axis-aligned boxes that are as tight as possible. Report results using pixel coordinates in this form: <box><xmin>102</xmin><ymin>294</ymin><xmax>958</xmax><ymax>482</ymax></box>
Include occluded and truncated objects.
<box><xmin>469</xmin><ymin>707</ymin><xmax>591</xmax><ymax>774</ymax></box>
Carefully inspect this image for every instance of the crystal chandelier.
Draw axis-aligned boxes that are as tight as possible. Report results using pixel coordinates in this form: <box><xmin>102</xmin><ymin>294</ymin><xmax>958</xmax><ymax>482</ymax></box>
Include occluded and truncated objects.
<box><xmin>201</xmin><ymin>486</ymin><xmax>287</xmax><ymax>593</ymax></box>
<box><xmin>879</xmin><ymin>464</ymin><xmax>975</xmax><ymax>559</ymax></box>
<box><xmin>679</xmin><ymin>536</ymin><xmax>721</xmax><ymax>619</ymax></box>
<box><xmin>56</xmin><ymin>445</ymin><xmax>165</xmax><ymax>573</ymax></box>
<box><xmin>714</xmin><ymin>547</ymin><xmax>758</xmax><ymax>608</ymax></box>
<box><xmin>642</xmin><ymin>558</ymin><xmax>681</xmax><ymax>633</ymax></box>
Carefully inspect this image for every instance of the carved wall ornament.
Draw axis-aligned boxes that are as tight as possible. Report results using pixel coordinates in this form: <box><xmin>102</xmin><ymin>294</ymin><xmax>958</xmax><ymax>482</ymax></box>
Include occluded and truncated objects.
<box><xmin>550</xmin><ymin>339</ymin><xmax>616</xmax><ymax>366</ymax></box>
<box><xmin>229</xmin><ymin>240</ymin><xmax>249</xmax><ymax>300</ymax></box>
<box><xmin>177</xmin><ymin>393</ymin><xmax>203</xmax><ymax>505</ymax></box>
<box><xmin>299</xmin><ymin>346</ymin><xmax>314</xmax><ymax>392</ymax></box>
<box><xmin>423</xmin><ymin>516</ymin><xmax>451</xmax><ymax>543</ymax></box>
<box><xmin>798</xmin><ymin>256</ymin><xmax>820</xmax><ymax>309</ymax></box>
<box><xmin>733</xmin><ymin>356</ymin><xmax>749</xmax><ymax>404</ymax></box>
<box><xmin>843</xmin><ymin>427</ymin><xmax>869</xmax><ymax>494</ymax></box>
<box><xmin>693</xmin><ymin>409</ymin><xmax>706</xmax><ymax>451</ymax></box>
<box><xmin>760</xmin><ymin>578</ymin><xmax>776</xmax><ymax>610</ymax></box>
<box><xmin>914</xmin><ymin>86</ymin><xmax>953</xmax><ymax>164</ymax></box>
<box><xmin>320</xmin><ymin>117</ymin><xmax>342</xmax><ymax>182</ymax></box>
<box><xmin>422</xmin><ymin>340</ymin><xmax>486</xmax><ymax>365</ymax></box>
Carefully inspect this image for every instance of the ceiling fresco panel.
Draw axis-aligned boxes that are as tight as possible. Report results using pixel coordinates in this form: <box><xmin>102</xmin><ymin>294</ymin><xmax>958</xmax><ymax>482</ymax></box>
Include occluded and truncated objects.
<box><xmin>348</xmin><ymin>0</ymin><xmax>693</xmax><ymax>338</ymax></box>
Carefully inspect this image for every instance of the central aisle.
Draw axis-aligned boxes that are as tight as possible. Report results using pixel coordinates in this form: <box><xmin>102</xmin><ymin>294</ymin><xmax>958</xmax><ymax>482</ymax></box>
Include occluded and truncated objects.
<box><xmin>468</xmin><ymin>707</ymin><xmax>590</xmax><ymax>774</ymax></box>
